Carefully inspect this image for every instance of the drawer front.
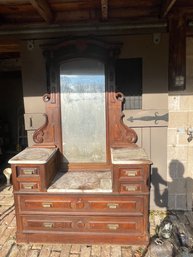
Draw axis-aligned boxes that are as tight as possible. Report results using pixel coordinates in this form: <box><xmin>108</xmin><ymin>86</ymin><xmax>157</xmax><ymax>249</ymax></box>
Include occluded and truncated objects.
<box><xmin>119</xmin><ymin>183</ymin><xmax>148</xmax><ymax>194</ymax></box>
<box><xmin>18</xmin><ymin>195</ymin><xmax>144</xmax><ymax>214</ymax></box>
<box><xmin>19</xmin><ymin>182</ymin><xmax>40</xmax><ymax>191</ymax></box>
<box><xmin>88</xmin><ymin>217</ymin><xmax>143</xmax><ymax>233</ymax></box>
<box><xmin>16</xmin><ymin>166</ymin><xmax>40</xmax><ymax>177</ymax></box>
<box><xmin>119</xmin><ymin>168</ymin><xmax>144</xmax><ymax>180</ymax></box>
<box><xmin>22</xmin><ymin>215</ymin><xmax>144</xmax><ymax>234</ymax></box>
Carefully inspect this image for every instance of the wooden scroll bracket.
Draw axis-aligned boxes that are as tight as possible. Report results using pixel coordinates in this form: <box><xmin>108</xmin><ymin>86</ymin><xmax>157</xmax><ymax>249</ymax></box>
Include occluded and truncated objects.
<box><xmin>32</xmin><ymin>91</ymin><xmax>60</xmax><ymax>149</ymax></box>
<box><xmin>109</xmin><ymin>92</ymin><xmax>138</xmax><ymax>148</ymax></box>
<box><xmin>32</xmin><ymin>113</ymin><xmax>48</xmax><ymax>144</ymax></box>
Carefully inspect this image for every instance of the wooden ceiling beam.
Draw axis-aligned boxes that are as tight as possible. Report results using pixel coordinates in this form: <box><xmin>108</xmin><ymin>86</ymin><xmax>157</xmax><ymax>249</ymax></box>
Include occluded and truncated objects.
<box><xmin>29</xmin><ymin>0</ymin><xmax>54</xmax><ymax>23</ymax></box>
<box><xmin>160</xmin><ymin>0</ymin><xmax>177</xmax><ymax>18</ymax></box>
<box><xmin>101</xmin><ymin>0</ymin><xmax>108</xmax><ymax>20</ymax></box>
<box><xmin>0</xmin><ymin>39</ymin><xmax>20</xmax><ymax>53</ymax></box>
<box><xmin>0</xmin><ymin>43</ymin><xmax>19</xmax><ymax>53</ymax></box>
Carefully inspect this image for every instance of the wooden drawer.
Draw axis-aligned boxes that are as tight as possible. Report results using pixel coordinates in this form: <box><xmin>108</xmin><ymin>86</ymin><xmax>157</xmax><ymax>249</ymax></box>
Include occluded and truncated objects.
<box><xmin>113</xmin><ymin>165</ymin><xmax>150</xmax><ymax>193</ymax></box>
<box><xmin>21</xmin><ymin>215</ymin><xmax>144</xmax><ymax>234</ymax></box>
<box><xmin>16</xmin><ymin>166</ymin><xmax>40</xmax><ymax>177</ymax></box>
<box><xmin>19</xmin><ymin>182</ymin><xmax>40</xmax><ymax>191</ymax></box>
<box><xmin>17</xmin><ymin>195</ymin><xmax>144</xmax><ymax>215</ymax></box>
<box><xmin>119</xmin><ymin>168</ymin><xmax>144</xmax><ymax>181</ymax></box>
<box><xmin>119</xmin><ymin>183</ymin><xmax>148</xmax><ymax>194</ymax></box>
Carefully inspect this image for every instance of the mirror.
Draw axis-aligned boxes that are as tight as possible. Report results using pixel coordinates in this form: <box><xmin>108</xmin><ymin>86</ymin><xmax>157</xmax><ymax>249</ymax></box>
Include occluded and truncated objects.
<box><xmin>60</xmin><ymin>58</ymin><xmax>106</xmax><ymax>163</ymax></box>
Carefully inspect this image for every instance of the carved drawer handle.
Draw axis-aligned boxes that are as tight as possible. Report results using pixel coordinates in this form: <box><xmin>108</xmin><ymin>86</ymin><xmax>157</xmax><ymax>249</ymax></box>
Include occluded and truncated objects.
<box><xmin>107</xmin><ymin>224</ymin><xmax>119</xmax><ymax>230</ymax></box>
<box><xmin>125</xmin><ymin>170</ymin><xmax>137</xmax><ymax>177</ymax></box>
<box><xmin>43</xmin><ymin>222</ymin><xmax>54</xmax><ymax>228</ymax></box>
<box><xmin>107</xmin><ymin>203</ymin><xmax>119</xmax><ymax>209</ymax></box>
<box><xmin>42</xmin><ymin>203</ymin><xmax>53</xmax><ymax>208</ymax></box>
<box><xmin>23</xmin><ymin>184</ymin><xmax>34</xmax><ymax>189</ymax></box>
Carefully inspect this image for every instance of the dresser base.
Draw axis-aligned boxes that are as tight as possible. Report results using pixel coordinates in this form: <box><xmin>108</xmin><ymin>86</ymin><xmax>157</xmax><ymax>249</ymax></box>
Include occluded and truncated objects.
<box><xmin>16</xmin><ymin>231</ymin><xmax>149</xmax><ymax>245</ymax></box>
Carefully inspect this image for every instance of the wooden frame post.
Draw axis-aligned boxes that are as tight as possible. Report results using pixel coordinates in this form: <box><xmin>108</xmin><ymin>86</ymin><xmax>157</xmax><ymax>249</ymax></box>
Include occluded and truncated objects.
<box><xmin>168</xmin><ymin>13</ymin><xmax>186</xmax><ymax>91</ymax></box>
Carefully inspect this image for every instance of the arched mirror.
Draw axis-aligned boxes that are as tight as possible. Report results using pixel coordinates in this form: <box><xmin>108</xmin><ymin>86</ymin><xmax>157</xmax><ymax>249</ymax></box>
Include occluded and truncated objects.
<box><xmin>60</xmin><ymin>58</ymin><xmax>107</xmax><ymax>163</ymax></box>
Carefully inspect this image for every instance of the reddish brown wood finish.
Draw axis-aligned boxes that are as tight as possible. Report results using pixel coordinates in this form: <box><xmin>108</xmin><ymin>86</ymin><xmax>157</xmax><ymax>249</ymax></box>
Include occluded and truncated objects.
<box><xmin>11</xmin><ymin>39</ymin><xmax>151</xmax><ymax>245</ymax></box>
<box><xmin>113</xmin><ymin>164</ymin><xmax>150</xmax><ymax>192</ymax></box>
<box><xmin>33</xmin><ymin>39</ymin><xmax>138</xmax><ymax>162</ymax></box>
<box><xmin>108</xmin><ymin>92</ymin><xmax>138</xmax><ymax>148</ymax></box>
<box><xmin>16</xmin><ymin>194</ymin><xmax>145</xmax><ymax>215</ymax></box>
<box><xmin>13</xmin><ymin>175</ymin><xmax>150</xmax><ymax>245</ymax></box>
<box><xmin>12</xmin><ymin>162</ymin><xmax>151</xmax><ymax>244</ymax></box>
<box><xmin>11</xmin><ymin>151</ymin><xmax>58</xmax><ymax>192</ymax></box>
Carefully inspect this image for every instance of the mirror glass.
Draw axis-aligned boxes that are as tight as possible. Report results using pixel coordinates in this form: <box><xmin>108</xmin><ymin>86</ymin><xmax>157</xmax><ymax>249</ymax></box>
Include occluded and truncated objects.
<box><xmin>60</xmin><ymin>58</ymin><xmax>106</xmax><ymax>163</ymax></box>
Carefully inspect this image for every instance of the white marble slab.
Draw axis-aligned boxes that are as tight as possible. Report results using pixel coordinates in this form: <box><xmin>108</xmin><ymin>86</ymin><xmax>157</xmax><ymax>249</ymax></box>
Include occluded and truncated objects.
<box><xmin>48</xmin><ymin>170</ymin><xmax>112</xmax><ymax>193</ymax></box>
<box><xmin>8</xmin><ymin>147</ymin><xmax>57</xmax><ymax>164</ymax></box>
<box><xmin>111</xmin><ymin>147</ymin><xmax>152</xmax><ymax>164</ymax></box>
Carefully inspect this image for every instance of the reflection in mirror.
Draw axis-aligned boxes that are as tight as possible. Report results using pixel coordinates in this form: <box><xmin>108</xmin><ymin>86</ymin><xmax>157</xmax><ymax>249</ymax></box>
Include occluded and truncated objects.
<box><xmin>60</xmin><ymin>58</ymin><xmax>106</xmax><ymax>163</ymax></box>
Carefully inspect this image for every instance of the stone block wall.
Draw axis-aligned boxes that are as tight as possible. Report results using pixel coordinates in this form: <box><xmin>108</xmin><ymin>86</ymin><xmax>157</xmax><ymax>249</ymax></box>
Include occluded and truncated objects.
<box><xmin>167</xmin><ymin>38</ymin><xmax>193</xmax><ymax>210</ymax></box>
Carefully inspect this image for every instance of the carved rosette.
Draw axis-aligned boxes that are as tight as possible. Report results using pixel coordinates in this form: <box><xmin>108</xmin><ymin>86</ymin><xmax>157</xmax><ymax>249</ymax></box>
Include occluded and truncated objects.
<box><xmin>43</xmin><ymin>93</ymin><xmax>51</xmax><ymax>103</ymax></box>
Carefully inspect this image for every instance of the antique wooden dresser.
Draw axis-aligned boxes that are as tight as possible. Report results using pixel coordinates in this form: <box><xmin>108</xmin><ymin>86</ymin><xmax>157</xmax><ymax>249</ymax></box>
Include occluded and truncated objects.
<box><xmin>9</xmin><ymin>39</ymin><xmax>152</xmax><ymax>245</ymax></box>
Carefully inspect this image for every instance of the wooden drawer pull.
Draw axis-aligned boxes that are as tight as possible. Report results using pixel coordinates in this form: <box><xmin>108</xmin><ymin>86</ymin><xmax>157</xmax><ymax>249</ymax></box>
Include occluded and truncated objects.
<box><xmin>23</xmin><ymin>184</ymin><xmax>34</xmax><ymax>189</ymax></box>
<box><xmin>125</xmin><ymin>170</ymin><xmax>137</xmax><ymax>177</ymax></box>
<box><xmin>42</xmin><ymin>203</ymin><xmax>53</xmax><ymax>208</ymax></box>
<box><xmin>107</xmin><ymin>203</ymin><xmax>119</xmax><ymax>209</ymax></box>
<box><xmin>125</xmin><ymin>185</ymin><xmax>138</xmax><ymax>191</ymax></box>
<box><xmin>43</xmin><ymin>222</ymin><xmax>54</xmax><ymax>228</ymax></box>
<box><xmin>107</xmin><ymin>224</ymin><xmax>119</xmax><ymax>230</ymax></box>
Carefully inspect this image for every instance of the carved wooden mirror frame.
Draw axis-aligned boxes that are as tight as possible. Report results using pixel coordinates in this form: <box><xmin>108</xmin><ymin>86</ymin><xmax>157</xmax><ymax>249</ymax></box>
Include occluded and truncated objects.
<box><xmin>33</xmin><ymin>38</ymin><xmax>138</xmax><ymax>170</ymax></box>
